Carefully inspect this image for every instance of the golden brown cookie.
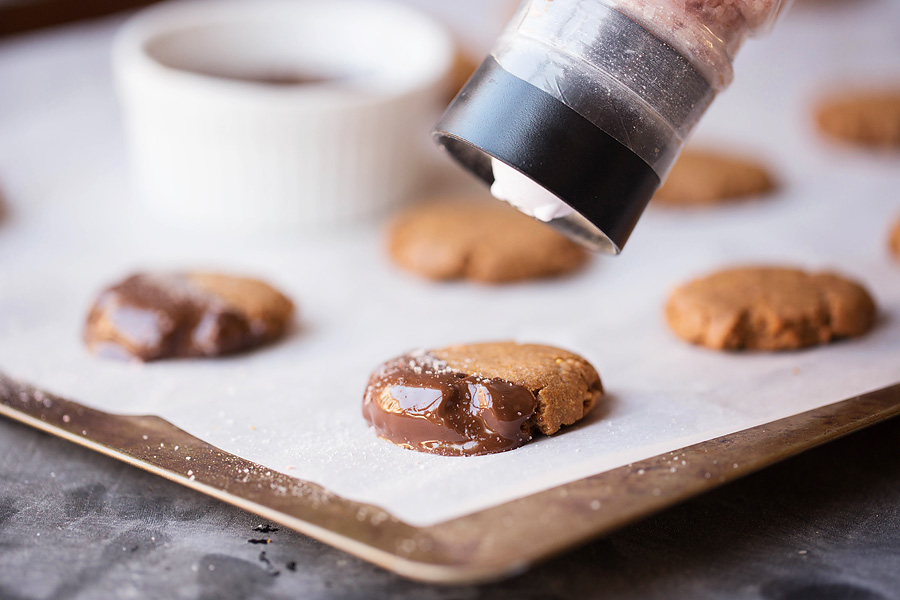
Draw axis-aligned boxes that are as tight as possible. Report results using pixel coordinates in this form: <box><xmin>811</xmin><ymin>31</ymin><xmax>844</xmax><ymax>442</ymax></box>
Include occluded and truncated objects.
<box><xmin>388</xmin><ymin>199</ymin><xmax>589</xmax><ymax>283</ymax></box>
<box><xmin>84</xmin><ymin>272</ymin><xmax>294</xmax><ymax>361</ymax></box>
<box><xmin>815</xmin><ymin>92</ymin><xmax>900</xmax><ymax>148</ymax></box>
<box><xmin>447</xmin><ymin>49</ymin><xmax>479</xmax><ymax>100</ymax></box>
<box><xmin>890</xmin><ymin>218</ymin><xmax>900</xmax><ymax>260</ymax></box>
<box><xmin>665</xmin><ymin>267</ymin><xmax>876</xmax><ymax>351</ymax></box>
<box><xmin>362</xmin><ymin>342</ymin><xmax>603</xmax><ymax>456</ymax></box>
<box><xmin>654</xmin><ymin>150</ymin><xmax>776</xmax><ymax>206</ymax></box>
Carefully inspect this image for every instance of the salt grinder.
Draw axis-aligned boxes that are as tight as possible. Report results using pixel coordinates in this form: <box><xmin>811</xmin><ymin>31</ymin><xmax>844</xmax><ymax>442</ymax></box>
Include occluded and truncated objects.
<box><xmin>434</xmin><ymin>0</ymin><xmax>791</xmax><ymax>254</ymax></box>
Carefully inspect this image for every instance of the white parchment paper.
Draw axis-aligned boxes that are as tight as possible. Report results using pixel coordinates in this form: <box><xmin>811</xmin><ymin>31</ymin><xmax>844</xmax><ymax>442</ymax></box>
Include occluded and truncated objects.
<box><xmin>1</xmin><ymin>1</ymin><xmax>899</xmax><ymax>526</ymax></box>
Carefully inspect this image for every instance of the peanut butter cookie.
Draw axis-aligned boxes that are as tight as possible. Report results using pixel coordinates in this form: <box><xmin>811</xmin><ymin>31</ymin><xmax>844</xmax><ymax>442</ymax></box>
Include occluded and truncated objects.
<box><xmin>654</xmin><ymin>150</ymin><xmax>776</xmax><ymax>207</ymax></box>
<box><xmin>84</xmin><ymin>272</ymin><xmax>294</xmax><ymax>361</ymax></box>
<box><xmin>815</xmin><ymin>92</ymin><xmax>900</xmax><ymax>148</ymax></box>
<box><xmin>891</xmin><ymin>218</ymin><xmax>900</xmax><ymax>260</ymax></box>
<box><xmin>363</xmin><ymin>342</ymin><xmax>603</xmax><ymax>456</ymax></box>
<box><xmin>388</xmin><ymin>199</ymin><xmax>588</xmax><ymax>283</ymax></box>
<box><xmin>447</xmin><ymin>49</ymin><xmax>478</xmax><ymax>100</ymax></box>
<box><xmin>665</xmin><ymin>267</ymin><xmax>876</xmax><ymax>351</ymax></box>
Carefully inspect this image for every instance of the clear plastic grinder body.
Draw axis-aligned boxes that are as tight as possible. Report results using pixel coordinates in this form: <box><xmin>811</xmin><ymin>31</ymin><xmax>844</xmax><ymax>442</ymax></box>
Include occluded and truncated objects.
<box><xmin>433</xmin><ymin>0</ymin><xmax>791</xmax><ymax>254</ymax></box>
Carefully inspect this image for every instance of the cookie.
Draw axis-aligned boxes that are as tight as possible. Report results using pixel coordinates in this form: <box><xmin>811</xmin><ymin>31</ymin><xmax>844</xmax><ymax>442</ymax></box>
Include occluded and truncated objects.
<box><xmin>891</xmin><ymin>218</ymin><xmax>900</xmax><ymax>260</ymax></box>
<box><xmin>84</xmin><ymin>272</ymin><xmax>294</xmax><ymax>361</ymax></box>
<box><xmin>815</xmin><ymin>92</ymin><xmax>900</xmax><ymax>148</ymax></box>
<box><xmin>665</xmin><ymin>267</ymin><xmax>876</xmax><ymax>351</ymax></box>
<box><xmin>362</xmin><ymin>342</ymin><xmax>603</xmax><ymax>456</ymax></box>
<box><xmin>388</xmin><ymin>199</ymin><xmax>589</xmax><ymax>283</ymax></box>
<box><xmin>447</xmin><ymin>49</ymin><xmax>478</xmax><ymax>101</ymax></box>
<box><xmin>654</xmin><ymin>150</ymin><xmax>776</xmax><ymax>206</ymax></box>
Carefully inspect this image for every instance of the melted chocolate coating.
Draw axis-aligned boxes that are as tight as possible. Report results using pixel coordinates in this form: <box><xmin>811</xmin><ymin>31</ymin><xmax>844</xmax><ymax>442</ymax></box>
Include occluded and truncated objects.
<box><xmin>362</xmin><ymin>352</ymin><xmax>537</xmax><ymax>456</ymax></box>
<box><xmin>84</xmin><ymin>274</ymin><xmax>254</xmax><ymax>361</ymax></box>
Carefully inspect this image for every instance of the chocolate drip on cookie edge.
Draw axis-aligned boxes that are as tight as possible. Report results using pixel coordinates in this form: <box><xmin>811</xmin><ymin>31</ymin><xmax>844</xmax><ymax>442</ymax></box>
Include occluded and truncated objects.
<box><xmin>362</xmin><ymin>351</ymin><xmax>538</xmax><ymax>457</ymax></box>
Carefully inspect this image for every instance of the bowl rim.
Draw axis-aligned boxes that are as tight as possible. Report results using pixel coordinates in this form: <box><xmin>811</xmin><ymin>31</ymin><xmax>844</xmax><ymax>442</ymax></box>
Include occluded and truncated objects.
<box><xmin>112</xmin><ymin>0</ymin><xmax>456</xmax><ymax>110</ymax></box>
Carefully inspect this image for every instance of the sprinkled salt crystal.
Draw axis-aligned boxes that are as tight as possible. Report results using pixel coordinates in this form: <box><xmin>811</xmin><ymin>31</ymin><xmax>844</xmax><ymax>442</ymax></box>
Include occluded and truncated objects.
<box><xmin>62</xmin><ymin>415</ymin><xmax>70</xmax><ymax>423</ymax></box>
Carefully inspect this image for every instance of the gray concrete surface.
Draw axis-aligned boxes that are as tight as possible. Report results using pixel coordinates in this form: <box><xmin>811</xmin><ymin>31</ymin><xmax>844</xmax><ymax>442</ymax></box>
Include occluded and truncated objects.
<box><xmin>1</xmin><ymin>414</ymin><xmax>899</xmax><ymax>600</ymax></box>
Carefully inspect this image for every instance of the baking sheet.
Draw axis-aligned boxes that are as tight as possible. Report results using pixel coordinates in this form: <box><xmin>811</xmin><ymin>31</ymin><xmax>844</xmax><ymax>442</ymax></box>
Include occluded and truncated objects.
<box><xmin>1</xmin><ymin>0</ymin><xmax>899</xmax><ymax>528</ymax></box>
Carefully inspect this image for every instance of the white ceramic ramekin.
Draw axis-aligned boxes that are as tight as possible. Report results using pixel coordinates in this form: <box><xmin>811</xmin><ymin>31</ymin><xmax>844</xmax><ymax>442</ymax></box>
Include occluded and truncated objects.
<box><xmin>113</xmin><ymin>0</ymin><xmax>455</xmax><ymax>232</ymax></box>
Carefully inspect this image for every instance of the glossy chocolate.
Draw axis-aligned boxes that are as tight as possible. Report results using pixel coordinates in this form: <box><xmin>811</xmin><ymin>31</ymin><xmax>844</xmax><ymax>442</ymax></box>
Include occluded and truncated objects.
<box><xmin>84</xmin><ymin>274</ymin><xmax>254</xmax><ymax>361</ymax></box>
<box><xmin>362</xmin><ymin>351</ymin><xmax>537</xmax><ymax>457</ymax></box>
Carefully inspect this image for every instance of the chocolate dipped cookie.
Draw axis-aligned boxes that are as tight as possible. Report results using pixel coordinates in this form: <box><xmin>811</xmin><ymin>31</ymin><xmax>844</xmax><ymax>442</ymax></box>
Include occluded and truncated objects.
<box><xmin>363</xmin><ymin>342</ymin><xmax>603</xmax><ymax>456</ymax></box>
<box><xmin>84</xmin><ymin>272</ymin><xmax>294</xmax><ymax>361</ymax></box>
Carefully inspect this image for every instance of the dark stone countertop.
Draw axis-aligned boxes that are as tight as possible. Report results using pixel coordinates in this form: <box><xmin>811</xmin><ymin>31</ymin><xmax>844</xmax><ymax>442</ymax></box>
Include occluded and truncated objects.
<box><xmin>1</xmin><ymin>414</ymin><xmax>899</xmax><ymax>600</ymax></box>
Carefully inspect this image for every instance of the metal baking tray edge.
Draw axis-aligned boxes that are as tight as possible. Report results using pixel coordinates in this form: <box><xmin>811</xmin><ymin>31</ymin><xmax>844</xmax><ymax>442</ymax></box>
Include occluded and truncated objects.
<box><xmin>2</xmin><ymin>373</ymin><xmax>899</xmax><ymax>585</ymax></box>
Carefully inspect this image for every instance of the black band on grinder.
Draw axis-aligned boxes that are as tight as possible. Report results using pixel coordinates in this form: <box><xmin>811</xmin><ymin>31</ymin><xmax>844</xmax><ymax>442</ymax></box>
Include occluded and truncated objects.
<box><xmin>433</xmin><ymin>57</ymin><xmax>660</xmax><ymax>254</ymax></box>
